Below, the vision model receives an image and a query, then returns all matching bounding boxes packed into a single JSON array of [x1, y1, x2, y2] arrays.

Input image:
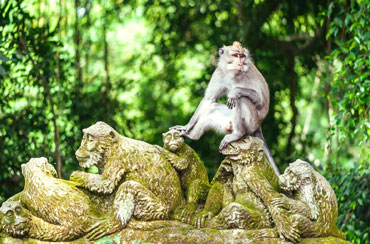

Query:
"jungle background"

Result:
[[0, 0, 369, 243]]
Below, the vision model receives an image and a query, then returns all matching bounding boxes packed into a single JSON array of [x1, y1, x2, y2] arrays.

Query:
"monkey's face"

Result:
[[218, 42, 250, 74], [163, 130, 184, 153], [21, 157, 57, 179], [0, 201, 31, 237]]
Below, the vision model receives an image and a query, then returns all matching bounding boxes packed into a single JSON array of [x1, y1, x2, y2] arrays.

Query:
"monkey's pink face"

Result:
[[228, 51, 247, 73], [219, 47, 250, 74]]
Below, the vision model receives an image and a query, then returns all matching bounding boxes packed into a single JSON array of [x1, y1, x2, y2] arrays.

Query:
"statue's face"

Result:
[[0, 201, 30, 237], [221, 137, 263, 164], [163, 130, 184, 153], [21, 157, 57, 178], [279, 160, 313, 191], [279, 167, 301, 191], [75, 132, 106, 169]]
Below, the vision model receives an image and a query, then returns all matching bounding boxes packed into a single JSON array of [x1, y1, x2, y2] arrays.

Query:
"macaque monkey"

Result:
[[172, 42, 279, 175]]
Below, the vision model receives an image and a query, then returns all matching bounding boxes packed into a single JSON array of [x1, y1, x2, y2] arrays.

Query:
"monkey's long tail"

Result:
[[254, 127, 280, 176]]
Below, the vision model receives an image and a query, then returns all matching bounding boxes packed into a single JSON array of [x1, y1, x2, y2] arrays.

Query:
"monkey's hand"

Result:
[[227, 97, 237, 109]]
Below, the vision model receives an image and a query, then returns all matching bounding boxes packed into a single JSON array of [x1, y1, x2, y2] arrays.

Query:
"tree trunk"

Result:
[[74, 0, 82, 88]]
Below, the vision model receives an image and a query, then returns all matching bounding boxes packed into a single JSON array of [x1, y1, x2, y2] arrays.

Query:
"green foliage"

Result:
[[0, 0, 369, 243], [325, 0, 370, 166], [325, 165, 370, 244]]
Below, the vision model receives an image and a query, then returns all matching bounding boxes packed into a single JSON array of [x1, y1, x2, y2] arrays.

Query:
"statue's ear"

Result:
[[109, 130, 118, 142]]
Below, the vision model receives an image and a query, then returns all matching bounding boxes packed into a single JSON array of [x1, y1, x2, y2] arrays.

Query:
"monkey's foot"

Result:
[[170, 125, 187, 132], [219, 139, 230, 151]]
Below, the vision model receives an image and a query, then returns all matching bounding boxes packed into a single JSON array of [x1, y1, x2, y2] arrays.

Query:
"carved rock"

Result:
[[162, 129, 210, 224], [0, 123, 350, 244]]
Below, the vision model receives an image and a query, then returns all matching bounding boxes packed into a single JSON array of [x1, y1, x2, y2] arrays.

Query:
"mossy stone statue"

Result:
[[0, 122, 351, 244]]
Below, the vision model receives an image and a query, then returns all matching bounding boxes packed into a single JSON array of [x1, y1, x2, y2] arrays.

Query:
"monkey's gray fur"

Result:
[[171, 42, 279, 175]]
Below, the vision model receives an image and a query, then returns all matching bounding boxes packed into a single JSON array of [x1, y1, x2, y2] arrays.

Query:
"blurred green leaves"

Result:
[[0, 0, 369, 243]]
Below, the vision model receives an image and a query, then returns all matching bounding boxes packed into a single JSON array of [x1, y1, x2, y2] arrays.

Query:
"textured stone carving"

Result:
[[0, 200, 30, 237], [0, 122, 349, 244], [193, 136, 278, 232], [162, 129, 210, 224], [271, 159, 346, 240], [69, 122, 184, 229], [0, 157, 119, 241]]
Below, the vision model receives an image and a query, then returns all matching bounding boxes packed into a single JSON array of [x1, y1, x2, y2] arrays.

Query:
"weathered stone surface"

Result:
[[0, 225, 351, 244], [0, 123, 349, 244]]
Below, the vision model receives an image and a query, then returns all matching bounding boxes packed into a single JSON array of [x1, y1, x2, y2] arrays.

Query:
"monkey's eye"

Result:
[[232, 54, 238, 57], [6, 210, 13, 218], [239, 54, 246, 58]]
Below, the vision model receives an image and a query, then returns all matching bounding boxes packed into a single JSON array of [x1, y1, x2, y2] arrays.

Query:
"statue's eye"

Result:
[[232, 54, 238, 57], [15, 207, 21, 213], [6, 210, 13, 217]]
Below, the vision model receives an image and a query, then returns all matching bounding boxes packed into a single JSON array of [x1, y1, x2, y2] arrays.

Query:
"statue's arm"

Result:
[[70, 163, 125, 194], [28, 214, 75, 241], [271, 195, 313, 219], [164, 151, 189, 171], [243, 169, 300, 243]]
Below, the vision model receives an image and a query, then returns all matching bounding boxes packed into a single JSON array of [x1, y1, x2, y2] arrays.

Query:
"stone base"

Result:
[[0, 224, 351, 244]]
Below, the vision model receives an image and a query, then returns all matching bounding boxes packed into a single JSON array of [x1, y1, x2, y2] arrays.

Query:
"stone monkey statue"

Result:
[[162, 129, 210, 224], [171, 41, 279, 175], [270, 160, 346, 242]]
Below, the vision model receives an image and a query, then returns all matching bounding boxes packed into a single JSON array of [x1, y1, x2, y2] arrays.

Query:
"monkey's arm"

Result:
[[227, 87, 262, 109]]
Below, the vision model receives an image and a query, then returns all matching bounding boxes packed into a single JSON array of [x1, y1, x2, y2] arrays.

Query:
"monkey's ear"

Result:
[[243, 48, 250, 57], [218, 47, 225, 56]]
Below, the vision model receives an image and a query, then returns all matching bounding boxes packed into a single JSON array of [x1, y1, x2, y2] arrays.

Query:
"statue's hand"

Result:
[[193, 210, 213, 229], [69, 171, 87, 187], [274, 211, 300, 243], [174, 203, 197, 224], [271, 194, 290, 209]]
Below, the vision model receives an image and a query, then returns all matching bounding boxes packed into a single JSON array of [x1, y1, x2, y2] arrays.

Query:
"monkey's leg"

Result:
[[220, 99, 259, 150], [185, 103, 231, 140], [114, 180, 170, 225], [175, 179, 210, 224]]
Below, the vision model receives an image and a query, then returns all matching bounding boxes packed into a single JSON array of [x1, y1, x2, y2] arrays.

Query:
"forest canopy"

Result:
[[0, 0, 369, 243]]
